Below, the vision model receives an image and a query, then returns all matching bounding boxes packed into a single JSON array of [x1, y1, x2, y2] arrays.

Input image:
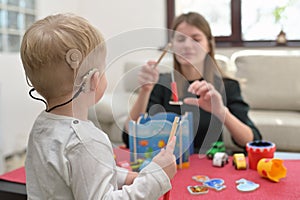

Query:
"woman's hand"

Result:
[[184, 80, 227, 120], [138, 60, 159, 92]]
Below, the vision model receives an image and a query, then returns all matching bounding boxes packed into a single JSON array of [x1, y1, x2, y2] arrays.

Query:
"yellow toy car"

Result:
[[232, 153, 247, 170]]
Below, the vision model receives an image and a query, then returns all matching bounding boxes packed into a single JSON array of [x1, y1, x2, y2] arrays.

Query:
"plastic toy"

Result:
[[212, 152, 229, 167], [130, 159, 144, 172], [206, 141, 226, 159], [168, 71, 183, 106], [257, 158, 287, 182], [192, 175, 210, 182], [203, 178, 226, 191], [246, 140, 276, 170], [236, 178, 259, 192], [232, 153, 247, 170], [187, 185, 209, 195], [129, 112, 193, 170]]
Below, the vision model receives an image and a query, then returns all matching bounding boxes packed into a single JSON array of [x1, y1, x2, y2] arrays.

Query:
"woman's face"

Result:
[[172, 22, 210, 67]]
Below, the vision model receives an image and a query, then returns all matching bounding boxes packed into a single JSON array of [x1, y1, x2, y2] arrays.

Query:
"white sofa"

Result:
[[90, 50, 300, 152], [223, 50, 300, 152]]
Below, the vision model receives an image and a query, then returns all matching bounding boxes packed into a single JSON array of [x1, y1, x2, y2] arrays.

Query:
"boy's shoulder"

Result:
[[33, 111, 110, 146]]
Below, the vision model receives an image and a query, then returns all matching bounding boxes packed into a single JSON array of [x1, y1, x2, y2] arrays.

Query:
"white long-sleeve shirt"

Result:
[[26, 111, 171, 199]]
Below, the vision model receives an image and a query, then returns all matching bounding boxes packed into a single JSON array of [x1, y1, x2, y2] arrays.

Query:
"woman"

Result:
[[122, 12, 261, 153]]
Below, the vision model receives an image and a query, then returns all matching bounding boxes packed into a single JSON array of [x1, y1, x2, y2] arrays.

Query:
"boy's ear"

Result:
[[90, 71, 100, 92], [66, 49, 82, 69], [82, 68, 98, 93]]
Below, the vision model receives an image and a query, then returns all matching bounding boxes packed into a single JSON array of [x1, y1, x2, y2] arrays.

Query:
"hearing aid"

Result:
[[66, 49, 83, 69]]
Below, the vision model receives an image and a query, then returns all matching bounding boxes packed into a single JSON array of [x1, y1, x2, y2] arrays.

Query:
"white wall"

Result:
[[0, 54, 43, 157], [0, 0, 82, 158], [77, 0, 167, 92], [37, 0, 167, 92]]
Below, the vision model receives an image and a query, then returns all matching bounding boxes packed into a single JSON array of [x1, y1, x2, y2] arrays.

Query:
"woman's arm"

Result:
[[123, 61, 159, 133], [221, 79, 262, 146], [123, 88, 153, 132], [217, 107, 254, 146], [184, 79, 261, 147]]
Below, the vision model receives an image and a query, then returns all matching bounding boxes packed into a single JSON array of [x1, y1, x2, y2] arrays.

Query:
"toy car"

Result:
[[212, 152, 229, 167], [206, 141, 226, 159], [232, 153, 247, 170]]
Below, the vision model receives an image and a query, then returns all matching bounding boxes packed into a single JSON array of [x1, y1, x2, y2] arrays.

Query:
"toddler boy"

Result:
[[21, 13, 176, 199]]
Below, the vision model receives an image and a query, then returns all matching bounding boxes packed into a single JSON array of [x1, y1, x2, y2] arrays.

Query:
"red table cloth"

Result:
[[0, 167, 25, 184], [1, 149, 299, 199], [160, 154, 300, 200]]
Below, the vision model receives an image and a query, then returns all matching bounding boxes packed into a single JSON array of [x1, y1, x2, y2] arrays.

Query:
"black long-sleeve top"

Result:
[[123, 73, 262, 153]]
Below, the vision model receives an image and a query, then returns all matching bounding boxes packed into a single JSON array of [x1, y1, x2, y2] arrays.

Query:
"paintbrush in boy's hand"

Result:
[[168, 116, 180, 144]]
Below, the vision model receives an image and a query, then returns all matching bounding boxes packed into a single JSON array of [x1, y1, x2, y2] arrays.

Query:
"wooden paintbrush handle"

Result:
[[168, 116, 180, 143]]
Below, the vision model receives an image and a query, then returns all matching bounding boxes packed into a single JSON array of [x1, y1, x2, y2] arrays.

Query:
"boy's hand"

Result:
[[152, 136, 177, 180], [124, 171, 138, 185]]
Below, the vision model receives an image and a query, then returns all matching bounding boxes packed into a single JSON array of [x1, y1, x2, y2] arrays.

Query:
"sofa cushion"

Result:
[[249, 110, 300, 151], [223, 110, 300, 152], [232, 50, 300, 111]]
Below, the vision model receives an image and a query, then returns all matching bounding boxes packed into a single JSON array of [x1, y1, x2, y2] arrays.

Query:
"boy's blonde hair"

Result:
[[20, 13, 106, 100]]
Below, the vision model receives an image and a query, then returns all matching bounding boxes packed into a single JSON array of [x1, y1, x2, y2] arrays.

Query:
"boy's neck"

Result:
[[49, 105, 89, 121], [47, 95, 89, 121]]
